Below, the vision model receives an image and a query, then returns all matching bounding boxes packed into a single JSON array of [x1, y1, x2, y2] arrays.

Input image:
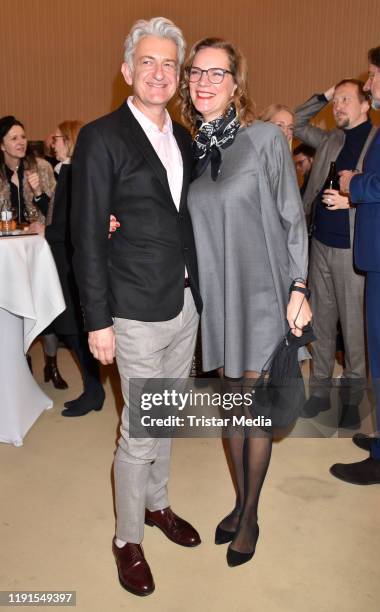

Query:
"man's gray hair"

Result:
[[124, 17, 186, 69]]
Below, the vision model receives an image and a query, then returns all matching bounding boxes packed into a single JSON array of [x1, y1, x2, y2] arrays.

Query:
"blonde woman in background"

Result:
[[259, 103, 295, 147]]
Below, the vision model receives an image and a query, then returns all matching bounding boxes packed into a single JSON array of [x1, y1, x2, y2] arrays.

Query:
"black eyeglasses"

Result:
[[187, 67, 234, 84]]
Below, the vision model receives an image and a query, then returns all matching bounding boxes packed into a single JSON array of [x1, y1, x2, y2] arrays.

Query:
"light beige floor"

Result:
[[1, 343, 379, 612]]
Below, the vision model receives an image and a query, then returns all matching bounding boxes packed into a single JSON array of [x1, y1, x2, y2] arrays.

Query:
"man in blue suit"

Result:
[[330, 46, 380, 484]]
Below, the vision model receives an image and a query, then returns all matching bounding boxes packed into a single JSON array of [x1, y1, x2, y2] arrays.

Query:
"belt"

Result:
[[184, 277, 190, 288]]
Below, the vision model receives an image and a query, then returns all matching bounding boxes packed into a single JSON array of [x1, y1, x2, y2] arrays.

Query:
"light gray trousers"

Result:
[[113, 288, 199, 543], [308, 238, 366, 405]]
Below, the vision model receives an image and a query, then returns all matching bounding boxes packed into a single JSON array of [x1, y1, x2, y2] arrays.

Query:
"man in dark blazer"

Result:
[[331, 46, 380, 485], [71, 17, 202, 596]]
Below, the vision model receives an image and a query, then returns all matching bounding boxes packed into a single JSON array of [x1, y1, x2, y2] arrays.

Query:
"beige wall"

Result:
[[1, 0, 380, 139]]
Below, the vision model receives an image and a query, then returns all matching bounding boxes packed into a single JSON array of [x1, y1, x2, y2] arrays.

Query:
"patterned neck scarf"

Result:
[[192, 104, 240, 181]]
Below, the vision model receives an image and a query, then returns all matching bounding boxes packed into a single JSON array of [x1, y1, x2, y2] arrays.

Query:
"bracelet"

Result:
[[289, 284, 311, 299]]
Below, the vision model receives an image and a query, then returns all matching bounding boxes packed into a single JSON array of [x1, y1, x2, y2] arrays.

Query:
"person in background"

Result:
[[332, 46, 380, 484], [294, 80, 372, 428], [293, 141, 344, 368], [180, 37, 311, 567], [293, 142, 315, 196], [259, 103, 295, 146], [0, 116, 53, 224], [43, 132, 58, 168], [32, 121, 105, 417], [0, 115, 68, 389]]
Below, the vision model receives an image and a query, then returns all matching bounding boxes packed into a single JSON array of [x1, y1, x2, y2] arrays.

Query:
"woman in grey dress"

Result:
[[179, 38, 312, 566]]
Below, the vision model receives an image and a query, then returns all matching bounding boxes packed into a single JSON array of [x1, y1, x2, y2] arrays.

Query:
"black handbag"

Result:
[[248, 325, 316, 431]]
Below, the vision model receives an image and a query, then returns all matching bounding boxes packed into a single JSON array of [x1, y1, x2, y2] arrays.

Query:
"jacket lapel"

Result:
[[119, 102, 172, 200], [173, 124, 192, 211]]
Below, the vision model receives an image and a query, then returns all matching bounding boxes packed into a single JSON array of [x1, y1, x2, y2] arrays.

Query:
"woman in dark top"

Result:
[[0, 114, 67, 389], [44, 120, 105, 416]]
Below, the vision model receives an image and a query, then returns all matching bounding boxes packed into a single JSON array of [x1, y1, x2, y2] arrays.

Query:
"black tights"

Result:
[[220, 378, 273, 554]]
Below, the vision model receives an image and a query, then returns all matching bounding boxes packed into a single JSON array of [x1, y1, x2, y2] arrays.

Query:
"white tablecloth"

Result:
[[0, 234, 65, 446]]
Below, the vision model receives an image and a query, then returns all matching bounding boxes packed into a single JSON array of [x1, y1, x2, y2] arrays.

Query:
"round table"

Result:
[[0, 234, 65, 446]]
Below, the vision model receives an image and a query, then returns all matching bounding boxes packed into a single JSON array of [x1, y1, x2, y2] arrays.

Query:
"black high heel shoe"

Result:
[[44, 355, 68, 389], [215, 525, 235, 545], [226, 524, 259, 567], [214, 507, 241, 545]]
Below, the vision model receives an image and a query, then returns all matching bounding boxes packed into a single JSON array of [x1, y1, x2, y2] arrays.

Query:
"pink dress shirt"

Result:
[[127, 97, 183, 210]]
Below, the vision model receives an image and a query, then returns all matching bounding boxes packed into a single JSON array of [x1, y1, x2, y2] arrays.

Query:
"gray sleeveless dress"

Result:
[[188, 121, 308, 378]]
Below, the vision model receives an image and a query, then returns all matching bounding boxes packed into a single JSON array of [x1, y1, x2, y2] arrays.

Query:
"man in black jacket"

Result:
[[71, 17, 202, 597]]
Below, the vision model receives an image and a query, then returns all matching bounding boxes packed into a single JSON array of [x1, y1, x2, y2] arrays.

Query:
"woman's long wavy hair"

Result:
[[179, 38, 256, 136]]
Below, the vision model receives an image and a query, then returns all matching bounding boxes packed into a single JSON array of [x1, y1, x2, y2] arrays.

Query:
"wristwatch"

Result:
[[289, 281, 311, 299]]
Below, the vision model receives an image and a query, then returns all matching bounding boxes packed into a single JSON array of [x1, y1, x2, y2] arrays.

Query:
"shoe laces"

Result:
[[127, 544, 144, 566], [165, 509, 182, 533]]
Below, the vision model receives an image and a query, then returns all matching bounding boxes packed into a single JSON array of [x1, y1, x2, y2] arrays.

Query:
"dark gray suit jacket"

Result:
[[294, 94, 345, 220]]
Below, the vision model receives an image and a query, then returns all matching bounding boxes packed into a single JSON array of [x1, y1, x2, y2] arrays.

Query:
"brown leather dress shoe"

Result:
[[145, 507, 201, 547], [112, 539, 155, 597]]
